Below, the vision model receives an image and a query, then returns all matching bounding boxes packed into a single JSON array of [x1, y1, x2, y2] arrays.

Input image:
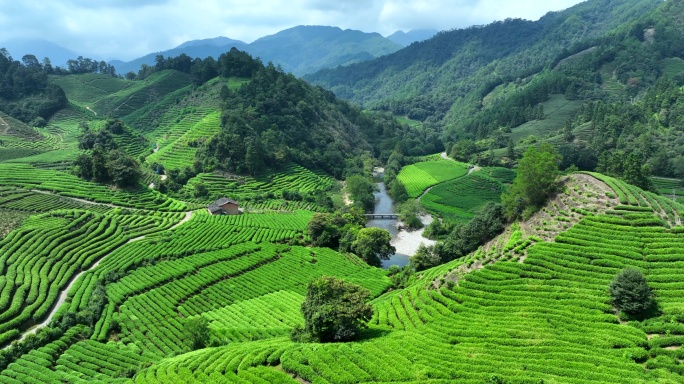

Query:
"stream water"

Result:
[[366, 180, 412, 269]]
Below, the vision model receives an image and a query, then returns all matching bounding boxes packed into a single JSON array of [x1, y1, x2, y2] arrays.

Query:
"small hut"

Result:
[[208, 197, 240, 215]]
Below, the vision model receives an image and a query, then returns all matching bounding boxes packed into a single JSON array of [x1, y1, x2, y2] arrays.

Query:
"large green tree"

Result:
[[184, 317, 210, 350], [296, 276, 373, 342], [346, 175, 376, 213], [502, 143, 561, 220], [352, 227, 395, 267], [610, 268, 654, 316]]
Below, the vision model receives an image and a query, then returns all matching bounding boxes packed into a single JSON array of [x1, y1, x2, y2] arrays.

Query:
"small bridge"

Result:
[[365, 214, 398, 220]]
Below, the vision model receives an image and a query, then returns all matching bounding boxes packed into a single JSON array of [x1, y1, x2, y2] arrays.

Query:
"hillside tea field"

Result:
[[421, 171, 507, 223], [4, 35, 684, 381], [396, 159, 468, 198], [2, 119, 684, 384]]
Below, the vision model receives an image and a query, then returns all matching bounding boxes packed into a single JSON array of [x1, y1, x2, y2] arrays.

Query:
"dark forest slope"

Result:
[[305, 0, 661, 122]]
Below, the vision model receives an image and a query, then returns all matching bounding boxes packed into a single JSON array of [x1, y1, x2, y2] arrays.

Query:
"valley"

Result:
[[1, 0, 684, 382]]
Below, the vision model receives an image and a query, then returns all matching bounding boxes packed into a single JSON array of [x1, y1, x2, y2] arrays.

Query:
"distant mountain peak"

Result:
[[0, 38, 80, 67], [110, 25, 401, 77], [175, 37, 246, 49], [387, 29, 439, 46]]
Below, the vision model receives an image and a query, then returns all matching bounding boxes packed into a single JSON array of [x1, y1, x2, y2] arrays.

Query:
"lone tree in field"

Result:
[[184, 317, 210, 350], [294, 276, 373, 342], [610, 268, 654, 316]]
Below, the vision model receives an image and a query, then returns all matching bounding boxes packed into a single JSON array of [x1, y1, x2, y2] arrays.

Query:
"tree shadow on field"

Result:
[[357, 327, 392, 341], [618, 300, 662, 322]]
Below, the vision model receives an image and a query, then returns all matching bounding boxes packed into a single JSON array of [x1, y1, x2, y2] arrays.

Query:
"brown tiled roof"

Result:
[[214, 197, 237, 206]]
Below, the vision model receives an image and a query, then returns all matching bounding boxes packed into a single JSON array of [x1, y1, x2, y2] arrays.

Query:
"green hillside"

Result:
[[4, 0, 684, 382], [0, 171, 681, 383], [396, 159, 468, 198], [306, 0, 660, 120]]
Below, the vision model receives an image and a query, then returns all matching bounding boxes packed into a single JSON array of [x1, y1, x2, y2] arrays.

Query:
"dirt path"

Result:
[[170, 211, 193, 230], [440, 152, 450, 160], [468, 166, 482, 174], [417, 185, 435, 202], [153, 143, 159, 153], [85, 106, 97, 116], [12, 211, 194, 344], [31, 189, 121, 209]]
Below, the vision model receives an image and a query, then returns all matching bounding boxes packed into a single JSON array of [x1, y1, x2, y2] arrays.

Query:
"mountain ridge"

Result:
[[109, 25, 403, 76]]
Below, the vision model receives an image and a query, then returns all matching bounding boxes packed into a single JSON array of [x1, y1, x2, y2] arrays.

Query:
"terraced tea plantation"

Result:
[[5, 63, 684, 383], [421, 171, 507, 223], [177, 163, 335, 206], [396, 159, 469, 198], [0, 163, 187, 211]]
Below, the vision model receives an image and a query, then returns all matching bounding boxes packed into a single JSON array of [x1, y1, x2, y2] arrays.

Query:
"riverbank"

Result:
[[367, 166, 437, 268], [391, 214, 436, 257]]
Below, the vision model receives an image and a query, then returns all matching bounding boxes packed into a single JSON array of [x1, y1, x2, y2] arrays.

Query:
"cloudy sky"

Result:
[[1, 0, 584, 61]]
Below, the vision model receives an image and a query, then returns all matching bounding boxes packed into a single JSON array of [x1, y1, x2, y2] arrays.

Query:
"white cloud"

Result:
[[0, 0, 584, 61]]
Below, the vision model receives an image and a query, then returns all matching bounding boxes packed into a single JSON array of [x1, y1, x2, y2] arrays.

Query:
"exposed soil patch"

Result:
[[644, 28, 656, 44], [435, 174, 619, 288], [468, 166, 482, 174], [522, 174, 618, 242]]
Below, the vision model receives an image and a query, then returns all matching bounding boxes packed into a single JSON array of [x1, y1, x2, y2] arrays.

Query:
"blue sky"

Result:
[[0, 0, 584, 61]]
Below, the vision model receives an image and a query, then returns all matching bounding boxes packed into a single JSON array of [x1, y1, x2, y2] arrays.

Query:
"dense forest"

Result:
[[194, 49, 441, 178], [306, 0, 684, 184], [305, 0, 661, 120], [0, 50, 67, 123]]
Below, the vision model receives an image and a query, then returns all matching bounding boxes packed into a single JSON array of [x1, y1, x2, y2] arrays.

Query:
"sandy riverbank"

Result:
[[391, 214, 436, 256]]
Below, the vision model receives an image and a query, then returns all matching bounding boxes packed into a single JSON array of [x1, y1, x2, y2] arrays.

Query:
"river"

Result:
[[367, 173, 436, 269]]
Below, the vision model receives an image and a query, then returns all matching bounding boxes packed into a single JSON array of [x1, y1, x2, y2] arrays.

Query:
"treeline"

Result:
[[194, 49, 439, 179], [74, 120, 142, 189], [130, 48, 260, 85], [0, 49, 67, 123]]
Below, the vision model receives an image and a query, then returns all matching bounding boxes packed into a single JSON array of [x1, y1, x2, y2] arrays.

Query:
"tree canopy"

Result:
[[294, 276, 373, 342], [352, 227, 395, 267], [502, 143, 561, 220], [610, 268, 654, 316]]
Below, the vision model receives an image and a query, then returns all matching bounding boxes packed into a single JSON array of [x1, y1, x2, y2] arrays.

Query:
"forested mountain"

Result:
[[111, 26, 402, 76], [305, 0, 684, 187], [176, 37, 246, 49], [194, 49, 432, 178], [305, 0, 661, 120]]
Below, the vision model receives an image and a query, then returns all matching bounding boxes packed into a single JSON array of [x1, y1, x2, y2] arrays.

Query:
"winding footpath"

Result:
[[13, 211, 194, 344], [30, 189, 121, 209]]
